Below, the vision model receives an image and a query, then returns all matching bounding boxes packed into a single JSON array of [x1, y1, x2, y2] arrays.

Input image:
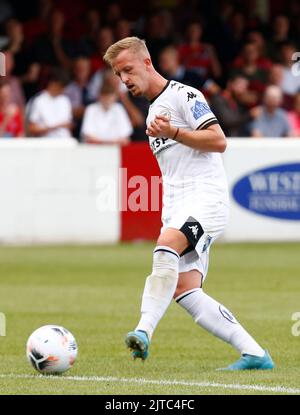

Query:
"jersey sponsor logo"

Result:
[[232, 163, 300, 220], [190, 100, 211, 120], [187, 91, 197, 102], [150, 137, 169, 153]]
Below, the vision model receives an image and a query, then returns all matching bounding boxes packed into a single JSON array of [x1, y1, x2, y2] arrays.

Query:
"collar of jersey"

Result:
[[149, 80, 171, 104]]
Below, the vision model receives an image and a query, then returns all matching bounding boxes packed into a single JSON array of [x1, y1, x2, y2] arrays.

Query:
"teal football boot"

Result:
[[218, 350, 274, 371], [125, 330, 149, 361]]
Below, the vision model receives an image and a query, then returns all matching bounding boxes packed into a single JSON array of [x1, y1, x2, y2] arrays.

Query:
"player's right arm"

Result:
[[172, 122, 226, 152], [148, 116, 226, 153], [147, 86, 226, 153]]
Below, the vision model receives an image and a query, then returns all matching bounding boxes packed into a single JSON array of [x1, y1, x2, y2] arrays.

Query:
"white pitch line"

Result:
[[0, 374, 300, 394]]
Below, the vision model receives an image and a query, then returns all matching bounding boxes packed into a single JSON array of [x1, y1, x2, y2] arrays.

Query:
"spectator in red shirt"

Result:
[[178, 21, 222, 80], [0, 79, 24, 138], [244, 31, 273, 70], [231, 41, 268, 97]]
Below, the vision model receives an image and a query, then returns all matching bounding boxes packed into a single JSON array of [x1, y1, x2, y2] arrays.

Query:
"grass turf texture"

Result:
[[0, 242, 299, 395]]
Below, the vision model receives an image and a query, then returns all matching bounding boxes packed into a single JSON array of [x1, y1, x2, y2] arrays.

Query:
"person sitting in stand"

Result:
[[81, 82, 132, 145]]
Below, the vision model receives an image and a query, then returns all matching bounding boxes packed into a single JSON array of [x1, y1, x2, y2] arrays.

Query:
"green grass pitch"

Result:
[[0, 242, 299, 395]]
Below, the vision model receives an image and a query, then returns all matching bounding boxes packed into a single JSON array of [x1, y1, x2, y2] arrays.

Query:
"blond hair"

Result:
[[103, 36, 149, 66]]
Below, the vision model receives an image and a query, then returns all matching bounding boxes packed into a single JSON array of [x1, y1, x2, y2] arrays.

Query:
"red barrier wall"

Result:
[[121, 142, 162, 241]]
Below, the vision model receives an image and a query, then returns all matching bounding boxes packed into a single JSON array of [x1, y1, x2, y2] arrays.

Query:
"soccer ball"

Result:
[[26, 325, 78, 374]]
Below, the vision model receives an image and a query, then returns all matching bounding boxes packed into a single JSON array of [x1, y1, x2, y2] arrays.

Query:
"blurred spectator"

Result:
[[209, 6, 246, 66], [89, 27, 114, 74], [23, 0, 54, 46], [266, 15, 292, 61], [3, 50, 25, 109], [231, 41, 268, 97], [77, 8, 101, 57], [158, 46, 207, 90], [279, 42, 300, 97], [245, 31, 273, 70], [27, 68, 73, 138], [4, 18, 41, 101], [31, 8, 75, 74], [268, 63, 294, 110], [249, 86, 290, 137], [103, 70, 146, 140], [105, 2, 122, 27], [0, 79, 24, 138], [115, 19, 132, 41], [178, 21, 222, 80], [210, 75, 256, 137], [145, 11, 176, 69], [0, 0, 13, 24], [64, 56, 92, 140], [268, 63, 284, 87], [4, 18, 26, 69], [288, 93, 300, 137], [81, 82, 132, 145]]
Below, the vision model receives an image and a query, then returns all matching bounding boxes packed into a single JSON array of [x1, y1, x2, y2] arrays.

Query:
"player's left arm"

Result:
[[147, 116, 226, 153]]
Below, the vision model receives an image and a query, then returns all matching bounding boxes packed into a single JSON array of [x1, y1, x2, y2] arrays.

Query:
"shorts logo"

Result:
[[180, 217, 204, 249], [188, 225, 199, 239], [190, 100, 211, 120], [219, 305, 238, 324]]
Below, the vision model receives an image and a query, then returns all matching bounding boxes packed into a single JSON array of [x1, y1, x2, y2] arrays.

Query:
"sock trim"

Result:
[[154, 247, 180, 259], [175, 288, 200, 303]]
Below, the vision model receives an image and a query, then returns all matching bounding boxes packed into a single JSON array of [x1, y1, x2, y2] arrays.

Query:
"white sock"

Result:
[[176, 288, 265, 357], [135, 246, 180, 340]]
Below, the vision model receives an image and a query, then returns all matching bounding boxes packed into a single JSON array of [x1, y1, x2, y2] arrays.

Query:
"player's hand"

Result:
[[146, 115, 177, 139]]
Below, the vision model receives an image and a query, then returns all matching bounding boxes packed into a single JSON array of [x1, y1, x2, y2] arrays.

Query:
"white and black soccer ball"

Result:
[[26, 325, 78, 374]]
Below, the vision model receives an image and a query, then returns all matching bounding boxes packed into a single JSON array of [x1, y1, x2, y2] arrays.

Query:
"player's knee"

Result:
[[174, 271, 203, 299], [157, 229, 189, 255]]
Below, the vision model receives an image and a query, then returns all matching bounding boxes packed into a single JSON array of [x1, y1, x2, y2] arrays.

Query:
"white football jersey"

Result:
[[147, 80, 229, 214]]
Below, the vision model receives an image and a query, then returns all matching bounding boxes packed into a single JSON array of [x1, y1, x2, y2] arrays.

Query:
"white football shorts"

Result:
[[160, 200, 229, 280]]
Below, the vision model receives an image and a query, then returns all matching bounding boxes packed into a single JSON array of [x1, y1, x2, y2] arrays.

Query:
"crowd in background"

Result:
[[0, 0, 300, 142]]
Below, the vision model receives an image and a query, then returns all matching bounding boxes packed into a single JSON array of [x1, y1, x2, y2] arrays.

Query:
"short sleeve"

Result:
[[179, 86, 218, 130]]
